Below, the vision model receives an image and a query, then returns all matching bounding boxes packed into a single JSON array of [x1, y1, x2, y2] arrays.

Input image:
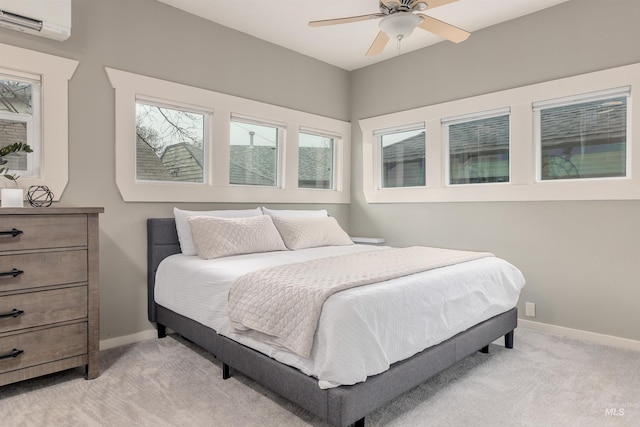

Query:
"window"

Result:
[[535, 87, 629, 181], [229, 117, 282, 187], [107, 67, 350, 203], [0, 71, 41, 178], [135, 99, 208, 183], [0, 44, 77, 201], [360, 62, 640, 202], [444, 109, 510, 185], [377, 126, 425, 188], [298, 131, 335, 189]]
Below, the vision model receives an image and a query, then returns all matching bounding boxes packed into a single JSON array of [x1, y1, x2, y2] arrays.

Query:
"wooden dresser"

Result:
[[0, 207, 103, 386]]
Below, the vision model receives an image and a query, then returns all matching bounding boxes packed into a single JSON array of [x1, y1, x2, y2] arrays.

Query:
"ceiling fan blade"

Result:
[[309, 13, 384, 27], [366, 31, 390, 57], [416, 13, 470, 43]]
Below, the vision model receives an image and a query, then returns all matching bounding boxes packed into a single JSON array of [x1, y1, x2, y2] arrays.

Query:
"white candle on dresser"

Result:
[[1, 188, 24, 207]]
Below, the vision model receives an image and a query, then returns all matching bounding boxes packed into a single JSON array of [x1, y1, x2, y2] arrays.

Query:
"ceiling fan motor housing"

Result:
[[381, 1, 429, 14]]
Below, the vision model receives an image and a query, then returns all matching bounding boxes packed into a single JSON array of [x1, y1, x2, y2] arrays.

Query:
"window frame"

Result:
[[0, 43, 78, 199], [360, 62, 640, 203], [533, 87, 631, 184], [107, 67, 350, 203], [0, 71, 42, 178], [229, 114, 284, 188], [298, 127, 338, 190], [135, 96, 211, 185], [443, 108, 511, 187], [375, 123, 426, 189]]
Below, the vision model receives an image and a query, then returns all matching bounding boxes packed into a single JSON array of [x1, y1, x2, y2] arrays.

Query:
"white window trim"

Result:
[[359, 62, 640, 203], [106, 68, 350, 203], [0, 43, 78, 199]]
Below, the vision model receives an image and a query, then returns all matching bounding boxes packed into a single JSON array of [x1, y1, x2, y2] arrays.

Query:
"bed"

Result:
[[147, 215, 524, 426]]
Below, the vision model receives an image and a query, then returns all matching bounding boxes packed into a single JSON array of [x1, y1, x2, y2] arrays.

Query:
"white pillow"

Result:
[[174, 207, 262, 256], [271, 216, 353, 250], [188, 215, 287, 260], [261, 207, 328, 218]]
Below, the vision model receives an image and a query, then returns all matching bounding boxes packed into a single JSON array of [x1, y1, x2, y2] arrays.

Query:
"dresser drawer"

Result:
[[0, 250, 87, 293], [0, 286, 87, 334], [0, 215, 87, 252], [0, 322, 87, 375]]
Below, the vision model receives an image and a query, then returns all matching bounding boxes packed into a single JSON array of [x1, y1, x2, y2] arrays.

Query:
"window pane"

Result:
[[380, 128, 425, 188], [0, 79, 32, 114], [230, 120, 279, 186], [449, 114, 509, 185], [0, 76, 38, 178], [539, 96, 627, 180], [299, 132, 334, 189], [136, 102, 205, 183], [0, 119, 28, 171]]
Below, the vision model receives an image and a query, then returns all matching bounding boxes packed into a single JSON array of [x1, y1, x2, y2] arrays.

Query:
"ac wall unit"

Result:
[[0, 0, 71, 41]]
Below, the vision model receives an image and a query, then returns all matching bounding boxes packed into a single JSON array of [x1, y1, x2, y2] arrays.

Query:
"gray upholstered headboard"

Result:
[[147, 218, 181, 322]]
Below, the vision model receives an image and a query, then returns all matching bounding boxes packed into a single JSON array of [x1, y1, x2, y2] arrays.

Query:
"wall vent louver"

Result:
[[0, 0, 71, 41]]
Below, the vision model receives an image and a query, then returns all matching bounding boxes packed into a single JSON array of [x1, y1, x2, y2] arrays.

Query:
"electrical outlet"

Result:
[[525, 302, 536, 317]]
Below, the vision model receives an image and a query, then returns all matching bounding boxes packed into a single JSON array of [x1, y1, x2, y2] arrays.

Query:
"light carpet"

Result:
[[0, 327, 638, 426]]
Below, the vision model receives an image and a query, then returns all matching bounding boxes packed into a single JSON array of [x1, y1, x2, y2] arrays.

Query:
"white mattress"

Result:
[[154, 245, 525, 389]]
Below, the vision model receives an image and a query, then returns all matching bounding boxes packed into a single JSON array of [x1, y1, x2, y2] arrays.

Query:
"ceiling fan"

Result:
[[309, 0, 470, 57]]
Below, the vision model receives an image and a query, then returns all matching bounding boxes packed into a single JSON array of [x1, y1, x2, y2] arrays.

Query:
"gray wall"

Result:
[[0, 0, 350, 341], [2, 0, 638, 344], [350, 0, 640, 341]]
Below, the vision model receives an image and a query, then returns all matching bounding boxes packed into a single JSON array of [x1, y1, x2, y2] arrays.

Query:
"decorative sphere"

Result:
[[26, 185, 54, 207]]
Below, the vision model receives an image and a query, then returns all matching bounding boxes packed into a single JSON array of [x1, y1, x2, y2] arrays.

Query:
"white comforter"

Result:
[[154, 245, 525, 389]]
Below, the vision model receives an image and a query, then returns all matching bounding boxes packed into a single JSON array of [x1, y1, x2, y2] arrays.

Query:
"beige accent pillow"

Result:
[[188, 215, 287, 259], [271, 216, 353, 250], [174, 207, 263, 256]]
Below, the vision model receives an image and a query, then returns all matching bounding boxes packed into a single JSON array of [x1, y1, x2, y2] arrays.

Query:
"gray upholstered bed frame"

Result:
[[147, 218, 517, 427]]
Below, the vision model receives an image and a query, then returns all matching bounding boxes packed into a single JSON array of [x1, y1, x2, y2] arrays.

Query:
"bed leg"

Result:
[[157, 324, 166, 338], [353, 417, 365, 427], [222, 363, 230, 380], [505, 330, 514, 349], [480, 345, 489, 354]]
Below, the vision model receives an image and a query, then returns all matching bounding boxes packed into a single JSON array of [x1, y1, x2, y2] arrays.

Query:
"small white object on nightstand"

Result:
[[350, 236, 386, 245]]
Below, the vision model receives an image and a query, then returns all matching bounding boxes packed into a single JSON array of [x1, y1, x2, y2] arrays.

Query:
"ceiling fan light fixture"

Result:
[[379, 12, 422, 39]]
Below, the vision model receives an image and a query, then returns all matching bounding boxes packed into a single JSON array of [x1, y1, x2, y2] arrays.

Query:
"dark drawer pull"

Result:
[[0, 348, 24, 360], [0, 308, 24, 319], [0, 228, 23, 238], [0, 268, 24, 278]]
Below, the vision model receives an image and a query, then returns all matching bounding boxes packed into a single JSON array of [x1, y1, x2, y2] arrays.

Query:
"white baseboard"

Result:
[[99, 329, 158, 351], [99, 320, 640, 353], [519, 319, 640, 352]]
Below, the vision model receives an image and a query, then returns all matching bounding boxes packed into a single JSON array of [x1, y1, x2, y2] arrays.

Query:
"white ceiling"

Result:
[[156, 0, 570, 71]]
